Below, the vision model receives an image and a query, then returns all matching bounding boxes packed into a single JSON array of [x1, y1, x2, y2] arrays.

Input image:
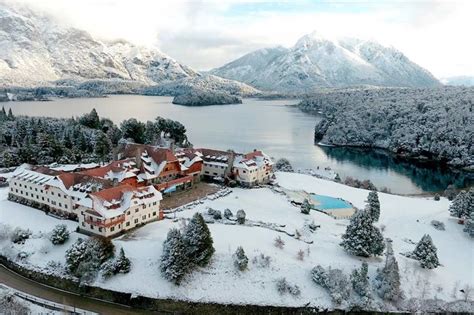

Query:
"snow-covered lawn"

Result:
[[0, 172, 472, 309]]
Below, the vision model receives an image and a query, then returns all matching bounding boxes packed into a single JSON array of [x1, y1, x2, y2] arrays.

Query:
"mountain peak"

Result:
[[211, 31, 441, 92]]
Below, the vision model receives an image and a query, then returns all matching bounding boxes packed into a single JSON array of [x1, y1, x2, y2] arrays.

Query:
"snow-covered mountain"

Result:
[[211, 31, 441, 92], [0, 2, 258, 95]]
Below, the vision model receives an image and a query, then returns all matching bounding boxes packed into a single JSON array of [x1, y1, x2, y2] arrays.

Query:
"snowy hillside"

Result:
[[0, 172, 472, 312], [211, 31, 441, 92], [0, 3, 258, 96]]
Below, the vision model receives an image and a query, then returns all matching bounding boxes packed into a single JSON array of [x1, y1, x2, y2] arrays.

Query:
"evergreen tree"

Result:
[[340, 210, 385, 257], [301, 199, 311, 214], [115, 248, 131, 273], [463, 212, 474, 238], [449, 188, 474, 221], [94, 131, 111, 163], [375, 241, 402, 301], [160, 228, 188, 285], [79, 108, 100, 129], [233, 246, 248, 271], [120, 118, 146, 143], [50, 224, 70, 245], [366, 191, 380, 222], [411, 234, 440, 269], [7, 108, 14, 120], [351, 262, 370, 298], [183, 213, 215, 267], [0, 107, 6, 121]]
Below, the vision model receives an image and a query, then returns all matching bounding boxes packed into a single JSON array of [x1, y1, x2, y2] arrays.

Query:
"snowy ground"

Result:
[[0, 172, 472, 310]]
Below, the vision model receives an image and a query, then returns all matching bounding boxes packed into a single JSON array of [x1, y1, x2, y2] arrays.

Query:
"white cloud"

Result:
[[6, 0, 474, 77]]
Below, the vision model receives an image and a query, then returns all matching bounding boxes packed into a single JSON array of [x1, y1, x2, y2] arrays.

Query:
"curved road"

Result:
[[0, 265, 156, 314]]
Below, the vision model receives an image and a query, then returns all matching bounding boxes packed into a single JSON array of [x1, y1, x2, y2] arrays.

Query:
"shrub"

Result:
[[296, 249, 305, 261], [433, 193, 440, 201], [213, 210, 222, 220], [50, 224, 70, 245], [224, 208, 233, 219], [102, 248, 131, 278], [311, 265, 351, 305], [11, 228, 31, 244], [276, 277, 301, 296], [252, 253, 271, 268], [236, 209, 246, 224], [233, 246, 248, 271], [275, 158, 293, 172], [300, 199, 311, 215], [274, 236, 285, 249]]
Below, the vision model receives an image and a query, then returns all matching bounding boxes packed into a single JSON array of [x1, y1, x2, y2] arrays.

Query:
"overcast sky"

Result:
[[9, 0, 474, 78]]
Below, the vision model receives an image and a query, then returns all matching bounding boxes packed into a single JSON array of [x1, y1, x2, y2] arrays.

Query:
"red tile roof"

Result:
[[89, 184, 135, 202]]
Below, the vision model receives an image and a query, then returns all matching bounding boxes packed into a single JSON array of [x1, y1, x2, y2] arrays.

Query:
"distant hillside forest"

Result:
[[299, 87, 474, 170], [0, 108, 190, 168]]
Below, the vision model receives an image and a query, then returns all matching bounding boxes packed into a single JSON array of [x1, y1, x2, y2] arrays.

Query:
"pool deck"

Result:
[[281, 188, 355, 219]]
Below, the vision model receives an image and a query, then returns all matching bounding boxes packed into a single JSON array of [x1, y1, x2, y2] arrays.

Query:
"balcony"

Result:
[[85, 216, 125, 228]]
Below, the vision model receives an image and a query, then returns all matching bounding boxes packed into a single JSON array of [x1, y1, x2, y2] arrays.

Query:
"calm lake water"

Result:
[[6, 95, 472, 194]]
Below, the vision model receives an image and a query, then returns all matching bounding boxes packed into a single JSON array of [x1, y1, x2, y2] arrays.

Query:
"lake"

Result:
[[6, 95, 472, 194]]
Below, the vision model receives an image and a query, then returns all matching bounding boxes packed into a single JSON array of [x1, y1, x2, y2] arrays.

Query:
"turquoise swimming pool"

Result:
[[311, 194, 352, 210]]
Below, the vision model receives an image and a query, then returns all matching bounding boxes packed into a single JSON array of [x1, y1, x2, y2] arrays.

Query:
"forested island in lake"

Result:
[[299, 87, 474, 171], [172, 89, 242, 106]]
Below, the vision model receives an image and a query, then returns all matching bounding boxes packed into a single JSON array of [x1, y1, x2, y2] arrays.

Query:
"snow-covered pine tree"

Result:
[[65, 238, 88, 273], [463, 212, 474, 238], [236, 209, 246, 224], [412, 234, 440, 269], [375, 241, 402, 301], [160, 228, 188, 285], [183, 213, 215, 267], [366, 191, 380, 222], [50, 224, 70, 245], [340, 210, 385, 257], [115, 248, 131, 274], [351, 262, 371, 299], [449, 191, 468, 219], [233, 246, 248, 271], [301, 199, 311, 215]]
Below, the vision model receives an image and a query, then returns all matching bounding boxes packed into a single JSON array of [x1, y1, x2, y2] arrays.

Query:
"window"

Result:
[[99, 227, 103, 232], [36, 195, 39, 199], [25, 192, 28, 196], [82, 222, 85, 227], [126, 222, 130, 227], [142, 205, 146, 209], [153, 212, 156, 216], [110, 226, 115, 232], [14, 182, 16, 186], [42, 197, 44, 201], [59, 203, 62, 207], [51, 192, 54, 196], [64, 204, 68, 209], [19, 184, 22, 187], [127, 211, 130, 215], [153, 202, 157, 206], [40, 190, 43, 193], [142, 215, 146, 220], [15, 189, 18, 193], [35, 188, 38, 192], [90, 225, 94, 230], [134, 219, 138, 224], [213, 172, 218, 176]]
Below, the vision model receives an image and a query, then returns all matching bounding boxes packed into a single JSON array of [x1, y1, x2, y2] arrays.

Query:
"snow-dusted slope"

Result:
[[0, 3, 259, 96], [211, 31, 441, 92], [0, 3, 196, 87]]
